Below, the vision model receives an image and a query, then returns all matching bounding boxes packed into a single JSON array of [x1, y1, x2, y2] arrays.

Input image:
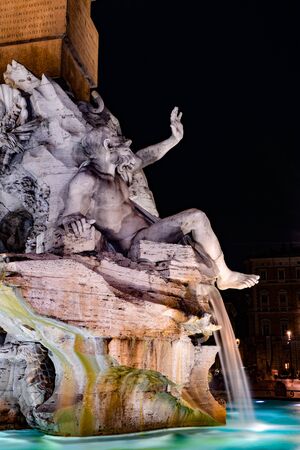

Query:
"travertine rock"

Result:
[[4, 241, 217, 336], [0, 241, 225, 435]]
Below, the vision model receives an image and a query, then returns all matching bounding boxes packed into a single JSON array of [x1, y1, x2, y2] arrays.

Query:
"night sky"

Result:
[[91, 0, 300, 269]]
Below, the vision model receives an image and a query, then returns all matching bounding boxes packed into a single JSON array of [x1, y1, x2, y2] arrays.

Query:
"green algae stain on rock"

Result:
[[98, 366, 219, 434], [0, 282, 220, 436]]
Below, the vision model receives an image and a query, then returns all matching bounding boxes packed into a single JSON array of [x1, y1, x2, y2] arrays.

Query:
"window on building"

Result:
[[278, 292, 288, 311], [278, 269, 285, 281], [259, 291, 270, 311], [261, 319, 271, 336], [280, 319, 289, 336], [260, 270, 267, 281]]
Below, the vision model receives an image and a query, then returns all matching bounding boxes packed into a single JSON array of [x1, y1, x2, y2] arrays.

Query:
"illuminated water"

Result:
[[210, 286, 255, 423], [1, 400, 300, 450]]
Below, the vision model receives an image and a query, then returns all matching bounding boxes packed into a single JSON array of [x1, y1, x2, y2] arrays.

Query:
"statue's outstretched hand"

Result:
[[170, 107, 183, 142]]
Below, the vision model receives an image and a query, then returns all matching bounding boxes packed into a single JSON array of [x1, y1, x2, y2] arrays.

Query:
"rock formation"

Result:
[[0, 240, 225, 435], [0, 62, 233, 436]]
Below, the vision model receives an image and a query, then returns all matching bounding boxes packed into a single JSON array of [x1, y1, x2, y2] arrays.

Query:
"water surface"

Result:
[[1, 400, 300, 450]]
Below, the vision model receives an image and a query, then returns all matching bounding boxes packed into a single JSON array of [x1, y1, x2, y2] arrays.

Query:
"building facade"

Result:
[[245, 256, 300, 378]]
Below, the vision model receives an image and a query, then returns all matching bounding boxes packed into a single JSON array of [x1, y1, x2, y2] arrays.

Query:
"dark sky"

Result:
[[91, 0, 300, 268]]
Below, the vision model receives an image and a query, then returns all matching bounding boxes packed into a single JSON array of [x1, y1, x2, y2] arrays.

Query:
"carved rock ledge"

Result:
[[0, 241, 225, 435]]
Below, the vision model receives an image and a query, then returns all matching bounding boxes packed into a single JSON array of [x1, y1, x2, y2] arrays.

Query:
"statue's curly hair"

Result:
[[81, 127, 113, 155]]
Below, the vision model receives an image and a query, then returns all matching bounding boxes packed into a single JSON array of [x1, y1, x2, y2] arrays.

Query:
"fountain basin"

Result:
[[0, 400, 298, 450]]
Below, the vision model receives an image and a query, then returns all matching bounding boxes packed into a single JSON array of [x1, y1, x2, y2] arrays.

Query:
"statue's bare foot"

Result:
[[216, 271, 260, 290]]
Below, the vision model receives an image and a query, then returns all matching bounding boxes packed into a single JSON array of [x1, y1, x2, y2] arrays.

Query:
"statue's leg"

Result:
[[134, 208, 221, 256], [133, 208, 259, 290]]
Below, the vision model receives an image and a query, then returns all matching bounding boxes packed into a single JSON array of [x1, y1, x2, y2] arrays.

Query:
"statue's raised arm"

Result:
[[134, 107, 183, 171]]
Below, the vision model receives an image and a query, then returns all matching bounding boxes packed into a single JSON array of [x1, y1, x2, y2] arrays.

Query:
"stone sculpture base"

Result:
[[0, 240, 225, 435]]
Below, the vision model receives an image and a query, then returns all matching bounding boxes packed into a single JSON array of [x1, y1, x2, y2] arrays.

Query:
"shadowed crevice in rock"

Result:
[[0, 335, 55, 430]]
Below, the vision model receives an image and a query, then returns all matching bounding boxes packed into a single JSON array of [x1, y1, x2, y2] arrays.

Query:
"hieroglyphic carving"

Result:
[[0, 0, 67, 44], [67, 0, 98, 86]]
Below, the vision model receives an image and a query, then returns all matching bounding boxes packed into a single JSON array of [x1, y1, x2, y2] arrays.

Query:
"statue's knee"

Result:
[[186, 208, 208, 223]]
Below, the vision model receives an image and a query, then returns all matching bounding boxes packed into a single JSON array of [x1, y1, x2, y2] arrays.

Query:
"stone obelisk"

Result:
[[0, 0, 98, 100]]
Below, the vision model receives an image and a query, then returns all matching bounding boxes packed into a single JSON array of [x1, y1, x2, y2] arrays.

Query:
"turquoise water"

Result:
[[1, 401, 300, 450]]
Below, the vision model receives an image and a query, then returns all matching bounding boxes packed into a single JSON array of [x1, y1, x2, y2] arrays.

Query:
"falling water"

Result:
[[208, 285, 255, 424]]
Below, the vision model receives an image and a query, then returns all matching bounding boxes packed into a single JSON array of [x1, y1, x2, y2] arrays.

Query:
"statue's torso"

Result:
[[86, 171, 148, 248]]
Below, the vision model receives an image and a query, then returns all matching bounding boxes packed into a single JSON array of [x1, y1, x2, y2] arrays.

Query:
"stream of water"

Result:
[[209, 286, 255, 423]]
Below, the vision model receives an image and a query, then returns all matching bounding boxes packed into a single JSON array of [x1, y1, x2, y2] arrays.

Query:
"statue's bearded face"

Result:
[[90, 141, 136, 185]]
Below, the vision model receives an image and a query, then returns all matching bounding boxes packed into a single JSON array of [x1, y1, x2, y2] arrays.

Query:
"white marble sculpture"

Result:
[[0, 61, 259, 290], [61, 110, 259, 290]]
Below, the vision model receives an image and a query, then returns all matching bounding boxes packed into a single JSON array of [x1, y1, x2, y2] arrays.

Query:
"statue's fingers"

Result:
[[88, 219, 96, 226], [77, 219, 86, 233], [71, 221, 80, 237], [76, 220, 84, 234], [80, 218, 86, 233], [63, 223, 70, 235], [171, 106, 178, 121], [70, 221, 77, 235], [178, 112, 183, 120]]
